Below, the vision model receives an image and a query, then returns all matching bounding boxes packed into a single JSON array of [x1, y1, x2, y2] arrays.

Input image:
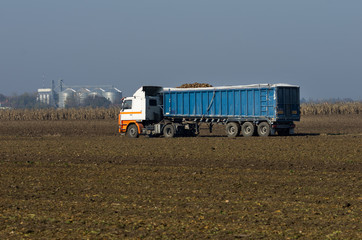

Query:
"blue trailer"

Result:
[[119, 84, 300, 137]]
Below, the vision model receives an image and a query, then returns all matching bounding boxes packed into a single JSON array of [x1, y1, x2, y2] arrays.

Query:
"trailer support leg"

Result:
[[208, 123, 213, 133]]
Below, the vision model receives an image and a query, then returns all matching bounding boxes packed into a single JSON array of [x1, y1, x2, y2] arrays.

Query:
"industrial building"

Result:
[[37, 88, 55, 106], [37, 80, 122, 108]]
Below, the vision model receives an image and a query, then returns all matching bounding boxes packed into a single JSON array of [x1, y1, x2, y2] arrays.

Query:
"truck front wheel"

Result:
[[257, 122, 270, 137], [127, 124, 139, 138], [163, 124, 175, 138]]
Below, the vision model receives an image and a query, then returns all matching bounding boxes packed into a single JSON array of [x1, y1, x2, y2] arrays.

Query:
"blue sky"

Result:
[[1, 0, 361, 99]]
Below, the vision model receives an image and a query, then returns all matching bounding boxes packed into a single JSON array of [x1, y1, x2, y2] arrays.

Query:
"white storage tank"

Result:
[[58, 88, 76, 108], [77, 88, 90, 105], [102, 88, 122, 104], [89, 88, 105, 99]]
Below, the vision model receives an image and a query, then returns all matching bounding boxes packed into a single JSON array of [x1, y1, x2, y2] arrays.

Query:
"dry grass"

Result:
[[300, 102, 361, 115], [0, 102, 360, 121], [0, 107, 120, 121]]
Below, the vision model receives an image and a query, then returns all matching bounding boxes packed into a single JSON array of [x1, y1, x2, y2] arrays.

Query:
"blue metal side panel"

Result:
[[268, 89, 276, 117], [254, 89, 260, 116], [247, 90, 253, 116], [164, 92, 169, 114], [189, 92, 195, 115], [202, 91, 208, 115], [195, 91, 201, 115], [227, 91, 233, 115], [221, 91, 227, 115], [208, 91, 215, 115], [183, 92, 189, 115], [260, 89, 267, 116], [177, 92, 182, 114], [215, 91, 220, 115], [173, 92, 176, 114], [241, 90, 247, 116], [164, 92, 174, 115], [234, 90, 241, 116], [163, 86, 297, 121]]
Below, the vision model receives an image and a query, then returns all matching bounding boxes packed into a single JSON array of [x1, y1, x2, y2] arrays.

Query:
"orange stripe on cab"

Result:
[[119, 111, 142, 115]]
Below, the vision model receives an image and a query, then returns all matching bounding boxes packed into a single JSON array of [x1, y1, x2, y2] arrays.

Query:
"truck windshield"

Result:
[[122, 100, 132, 110]]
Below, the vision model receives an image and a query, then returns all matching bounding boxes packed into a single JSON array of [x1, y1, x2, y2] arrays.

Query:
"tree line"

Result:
[[1, 92, 360, 109], [0, 92, 115, 109]]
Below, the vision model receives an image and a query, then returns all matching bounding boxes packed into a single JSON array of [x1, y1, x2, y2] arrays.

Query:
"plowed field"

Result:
[[0, 115, 361, 239]]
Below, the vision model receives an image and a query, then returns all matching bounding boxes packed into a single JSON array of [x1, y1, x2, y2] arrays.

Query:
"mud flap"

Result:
[[289, 128, 295, 135], [270, 128, 276, 136]]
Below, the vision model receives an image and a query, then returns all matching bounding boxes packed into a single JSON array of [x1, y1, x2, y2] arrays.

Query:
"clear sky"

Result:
[[1, 0, 361, 99]]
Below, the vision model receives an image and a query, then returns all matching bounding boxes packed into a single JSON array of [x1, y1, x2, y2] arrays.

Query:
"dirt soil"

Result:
[[0, 115, 361, 239]]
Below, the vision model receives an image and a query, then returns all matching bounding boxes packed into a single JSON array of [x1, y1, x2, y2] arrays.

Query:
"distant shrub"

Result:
[[82, 96, 111, 108]]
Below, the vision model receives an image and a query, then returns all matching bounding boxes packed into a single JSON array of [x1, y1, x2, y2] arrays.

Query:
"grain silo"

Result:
[[102, 88, 122, 104], [77, 88, 91, 105], [89, 88, 105, 98], [58, 88, 76, 108]]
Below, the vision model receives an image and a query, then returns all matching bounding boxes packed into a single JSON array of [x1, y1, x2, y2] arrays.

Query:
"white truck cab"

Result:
[[119, 86, 163, 136]]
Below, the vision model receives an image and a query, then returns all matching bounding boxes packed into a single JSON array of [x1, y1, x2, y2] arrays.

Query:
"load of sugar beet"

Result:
[[177, 82, 213, 88]]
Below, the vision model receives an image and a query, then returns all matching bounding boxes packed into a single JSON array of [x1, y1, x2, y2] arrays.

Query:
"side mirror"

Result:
[[120, 97, 125, 110]]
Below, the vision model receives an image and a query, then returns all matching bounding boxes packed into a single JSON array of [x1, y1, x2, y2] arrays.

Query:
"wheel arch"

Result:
[[126, 121, 144, 134]]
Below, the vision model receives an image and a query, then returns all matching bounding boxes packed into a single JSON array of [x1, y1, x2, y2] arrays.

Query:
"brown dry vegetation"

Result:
[[0, 102, 361, 121], [0, 107, 120, 121], [0, 115, 361, 239], [177, 82, 213, 88], [300, 102, 361, 115]]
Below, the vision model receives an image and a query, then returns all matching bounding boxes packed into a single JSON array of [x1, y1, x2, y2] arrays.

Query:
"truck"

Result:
[[118, 84, 300, 138]]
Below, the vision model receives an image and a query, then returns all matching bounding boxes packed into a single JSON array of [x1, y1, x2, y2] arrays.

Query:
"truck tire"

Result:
[[163, 124, 175, 138], [241, 122, 254, 137], [226, 122, 240, 137], [257, 122, 270, 137], [127, 124, 139, 138]]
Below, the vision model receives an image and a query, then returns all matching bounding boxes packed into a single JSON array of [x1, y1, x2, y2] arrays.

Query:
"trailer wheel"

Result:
[[226, 122, 240, 137], [241, 122, 254, 137], [257, 122, 270, 137], [127, 124, 139, 138], [163, 124, 175, 138]]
